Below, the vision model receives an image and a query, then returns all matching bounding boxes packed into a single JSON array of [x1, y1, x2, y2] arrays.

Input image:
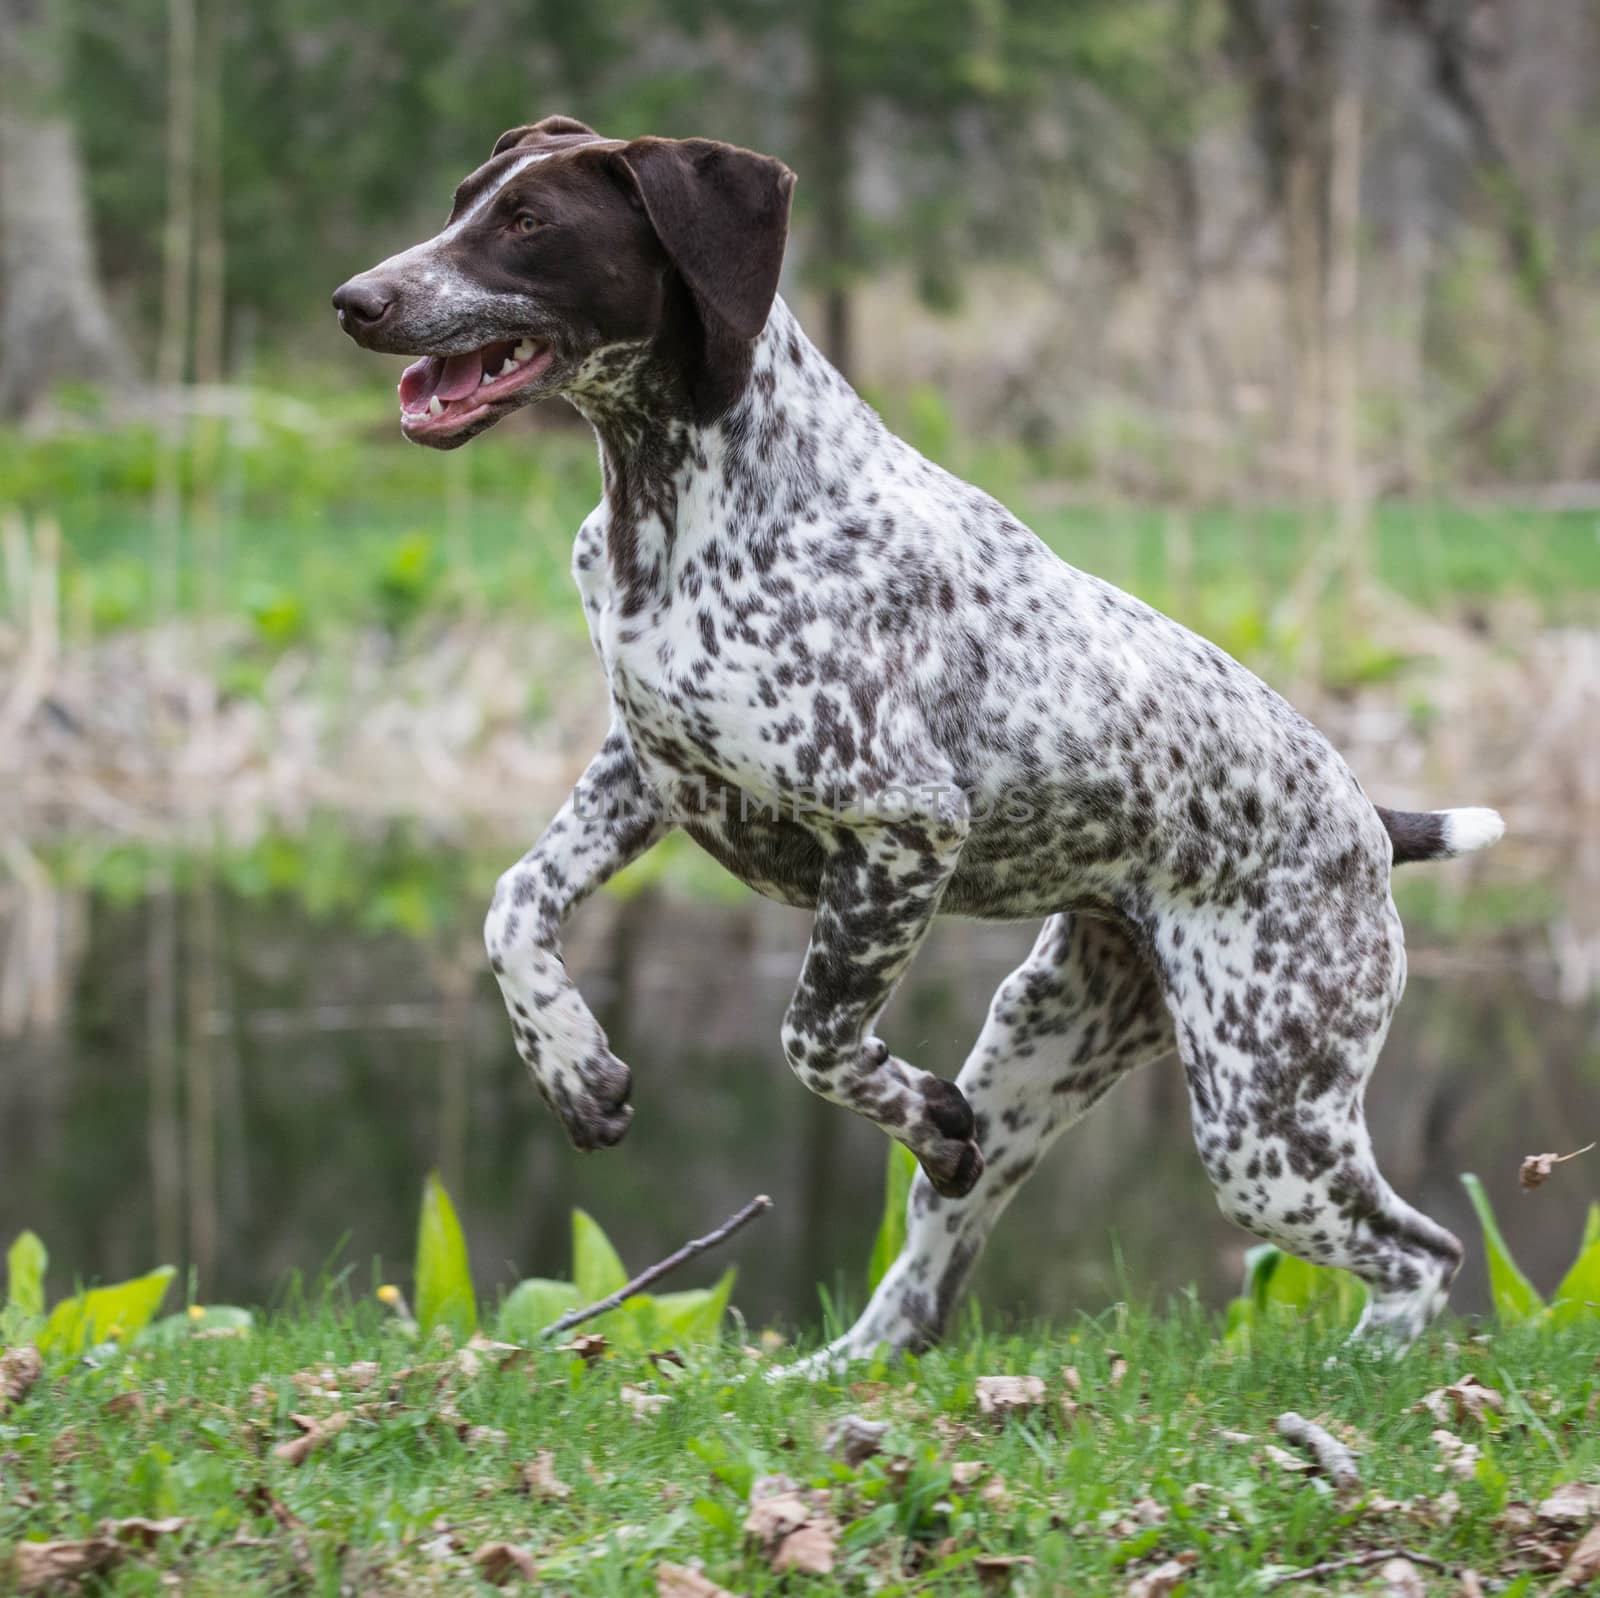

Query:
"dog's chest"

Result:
[[575, 498, 791, 797]]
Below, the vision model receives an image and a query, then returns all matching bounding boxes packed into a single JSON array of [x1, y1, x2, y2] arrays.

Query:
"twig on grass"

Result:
[[1274, 1411, 1361, 1493], [538, 1194, 773, 1340], [1264, 1549, 1455, 1589]]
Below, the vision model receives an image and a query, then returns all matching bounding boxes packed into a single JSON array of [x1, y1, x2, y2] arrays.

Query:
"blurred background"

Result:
[[1, 0, 1597, 1332]]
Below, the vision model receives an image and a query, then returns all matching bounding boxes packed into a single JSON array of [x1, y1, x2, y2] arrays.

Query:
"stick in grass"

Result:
[[1264, 1549, 1454, 1590], [1275, 1411, 1361, 1493], [539, 1194, 773, 1341]]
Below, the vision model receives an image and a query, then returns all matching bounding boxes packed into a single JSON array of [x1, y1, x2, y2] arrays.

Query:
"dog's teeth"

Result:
[[479, 370, 494, 386], [498, 359, 518, 377], [513, 340, 534, 361], [427, 396, 444, 415]]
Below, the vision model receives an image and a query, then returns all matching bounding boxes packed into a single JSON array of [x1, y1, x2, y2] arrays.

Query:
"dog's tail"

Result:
[[1376, 805, 1505, 865]]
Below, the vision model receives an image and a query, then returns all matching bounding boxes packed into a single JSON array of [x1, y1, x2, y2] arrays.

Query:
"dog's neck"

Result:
[[568, 297, 876, 613]]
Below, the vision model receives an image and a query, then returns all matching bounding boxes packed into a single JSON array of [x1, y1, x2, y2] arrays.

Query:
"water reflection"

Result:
[[2, 869, 1597, 1332]]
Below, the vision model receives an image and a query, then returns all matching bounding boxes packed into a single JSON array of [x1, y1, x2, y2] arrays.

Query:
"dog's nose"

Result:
[[331, 276, 394, 334]]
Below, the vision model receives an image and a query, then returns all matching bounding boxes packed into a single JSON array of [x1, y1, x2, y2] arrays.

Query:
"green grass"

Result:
[[4, 1302, 1597, 1594]]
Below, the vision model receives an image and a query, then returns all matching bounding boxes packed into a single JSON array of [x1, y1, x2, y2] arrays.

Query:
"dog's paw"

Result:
[[551, 1051, 634, 1151], [913, 1079, 983, 1198], [918, 1137, 984, 1199]]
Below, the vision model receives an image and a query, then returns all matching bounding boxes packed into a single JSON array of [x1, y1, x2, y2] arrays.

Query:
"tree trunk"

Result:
[[0, 0, 133, 417], [808, 0, 856, 380]]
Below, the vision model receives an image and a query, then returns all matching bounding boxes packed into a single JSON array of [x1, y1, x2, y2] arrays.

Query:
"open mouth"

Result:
[[397, 337, 555, 439]]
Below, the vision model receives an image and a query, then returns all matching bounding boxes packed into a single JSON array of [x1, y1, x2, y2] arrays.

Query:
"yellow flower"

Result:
[[377, 1285, 401, 1306], [188, 1304, 206, 1322]]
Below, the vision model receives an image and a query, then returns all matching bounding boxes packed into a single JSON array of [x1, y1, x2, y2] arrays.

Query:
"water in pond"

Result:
[[2, 854, 1597, 1332]]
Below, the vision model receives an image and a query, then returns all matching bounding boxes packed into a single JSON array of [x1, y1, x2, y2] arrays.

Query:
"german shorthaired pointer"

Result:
[[334, 117, 1504, 1363]]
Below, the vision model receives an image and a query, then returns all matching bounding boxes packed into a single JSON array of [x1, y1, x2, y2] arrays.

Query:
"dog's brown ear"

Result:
[[491, 116, 599, 158], [612, 137, 795, 343]]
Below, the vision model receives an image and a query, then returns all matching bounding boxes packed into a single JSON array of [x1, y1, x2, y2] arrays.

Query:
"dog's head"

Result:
[[332, 117, 795, 447]]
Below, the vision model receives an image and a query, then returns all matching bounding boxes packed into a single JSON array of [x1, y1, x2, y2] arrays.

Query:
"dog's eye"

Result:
[[512, 212, 539, 236]]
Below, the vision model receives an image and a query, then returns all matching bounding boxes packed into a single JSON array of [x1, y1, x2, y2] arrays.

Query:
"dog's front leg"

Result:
[[781, 799, 983, 1200], [484, 726, 669, 1150]]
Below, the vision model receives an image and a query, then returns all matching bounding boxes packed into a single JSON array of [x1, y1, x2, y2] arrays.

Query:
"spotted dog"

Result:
[[333, 116, 1505, 1362]]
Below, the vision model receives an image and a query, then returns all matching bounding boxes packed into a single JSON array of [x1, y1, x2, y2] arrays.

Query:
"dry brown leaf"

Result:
[[1418, 1374, 1504, 1426], [951, 1460, 987, 1489], [0, 1346, 42, 1412], [101, 1391, 144, 1420], [824, 1414, 887, 1466], [1380, 1557, 1427, 1598], [1125, 1558, 1190, 1598], [1107, 1350, 1130, 1389], [771, 1519, 838, 1576], [1558, 1522, 1600, 1589], [13, 1537, 124, 1593], [1431, 1429, 1481, 1480], [656, 1562, 742, 1598], [1537, 1482, 1600, 1523], [975, 1554, 1035, 1592], [271, 1410, 348, 1465], [1061, 1365, 1082, 1392], [743, 1475, 809, 1546], [1263, 1443, 1313, 1475], [518, 1449, 571, 1500], [103, 1516, 187, 1547], [555, 1334, 609, 1364], [471, 1541, 537, 1585], [1458, 1572, 1485, 1598], [1519, 1143, 1595, 1190], [619, 1384, 670, 1421], [975, 1374, 1045, 1418]]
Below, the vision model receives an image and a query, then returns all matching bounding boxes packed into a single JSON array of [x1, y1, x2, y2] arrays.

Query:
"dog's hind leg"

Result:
[[1161, 898, 1462, 1350], [810, 912, 1175, 1365]]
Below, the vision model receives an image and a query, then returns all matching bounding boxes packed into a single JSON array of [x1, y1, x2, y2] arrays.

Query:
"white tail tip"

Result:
[[1440, 807, 1505, 855]]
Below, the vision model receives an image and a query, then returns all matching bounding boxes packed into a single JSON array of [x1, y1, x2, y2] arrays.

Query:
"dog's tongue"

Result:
[[435, 351, 486, 401], [398, 355, 444, 410]]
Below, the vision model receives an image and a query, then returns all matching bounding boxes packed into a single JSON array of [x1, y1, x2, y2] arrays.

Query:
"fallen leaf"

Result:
[[1126, 1558, 1189, 1598], [1520, 1142, 1595, 1190], [656, 1562, 742, 1598], [772, 1519, 837, 1576], [272, 1410, 348, 1465], [648, 1348, 687, 1379], [1537, 1482, 1600, 1523], [824, 1414, 887, 1466], [471, 1541, 537, 1585], [1263, 1444, 1313, 1475], [1558, 1523, 1600, 1589], [1380, 1558, 1427, 1598], [975, 1375, 1045, 1418], [1458, 1573, 1485, 1598], [1061, 1365, 1082, 1392], [1107, 1350, 1130, 1388], [743, 1475, 810, 1546], [975, 1554, 1035, 1592], [103, 1516, 187, 1548], [13, 1538, 124, 1593], [0, 1347, 42, 1412], [518, 1450, 571, 1500], [1418, 1374, 1504, 1426], [555, 1334, 609, 1364], [1431, 1428, 1482, 1480], [619, 1384, 670, 1420], [951, 1461, 987, 1488]]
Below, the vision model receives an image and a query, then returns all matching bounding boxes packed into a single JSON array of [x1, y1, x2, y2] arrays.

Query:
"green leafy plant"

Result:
[[1461, 1173, 1600, 1326], [1223, 1244, 1366, 1344], [869, 1141, 919, 1294], [401, 1173, 734, 1352], [415, 1170, 478, 1342], [4, 1230, 251, 1358]]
